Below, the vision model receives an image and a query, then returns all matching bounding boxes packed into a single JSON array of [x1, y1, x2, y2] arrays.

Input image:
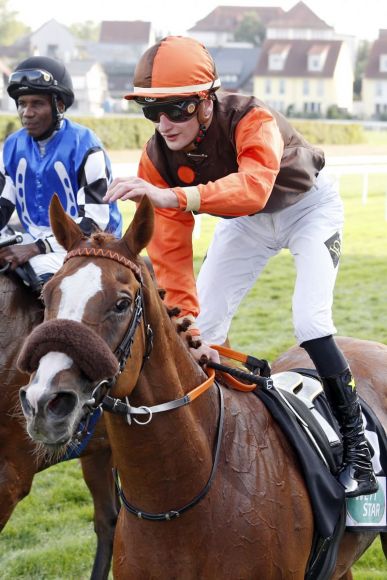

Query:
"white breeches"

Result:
[[196, 170, 344, 345]]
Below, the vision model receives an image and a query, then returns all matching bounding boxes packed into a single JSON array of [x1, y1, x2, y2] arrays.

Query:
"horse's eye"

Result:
[[115, 298, 131, 313]]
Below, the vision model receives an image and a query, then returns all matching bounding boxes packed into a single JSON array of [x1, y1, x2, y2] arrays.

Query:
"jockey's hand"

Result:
[[103, 177, 179, 209], [189, 339, 220, 366], [0, 242, 39, 270]]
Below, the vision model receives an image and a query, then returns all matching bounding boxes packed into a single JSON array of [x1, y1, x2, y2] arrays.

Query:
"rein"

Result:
[[102, 367, 216, 424], [64, 246, 224, 521], [113, 382, 224, 521]]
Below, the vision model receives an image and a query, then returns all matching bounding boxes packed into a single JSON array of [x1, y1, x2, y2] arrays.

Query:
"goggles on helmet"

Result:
[[140, 98, 200, 123], [8, 69, 58, 89]]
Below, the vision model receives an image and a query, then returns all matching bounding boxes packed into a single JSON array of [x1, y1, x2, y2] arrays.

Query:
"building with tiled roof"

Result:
[[363, 30, 387, 119], [209, 45, 261, 93], [99, 21, 153, 45], [266, 1, 334, 40], [254, 38, 353, 116], [67, 60, 108, 116], [88, 21, 155, 64], [85, 21, 155, 107], [188, 5, 284, 46]]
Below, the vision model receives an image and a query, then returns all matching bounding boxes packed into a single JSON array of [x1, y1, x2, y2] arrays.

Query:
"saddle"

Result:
[[271, 369, 387, 532]]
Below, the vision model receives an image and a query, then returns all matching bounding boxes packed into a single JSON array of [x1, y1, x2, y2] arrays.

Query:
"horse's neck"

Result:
[[108, 295, 219, 508], [142, 285, 207, 396], [0, 276, 43, 381]]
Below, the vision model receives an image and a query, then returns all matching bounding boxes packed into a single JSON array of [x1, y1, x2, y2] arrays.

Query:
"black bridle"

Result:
[[64, 247, 224, 521]]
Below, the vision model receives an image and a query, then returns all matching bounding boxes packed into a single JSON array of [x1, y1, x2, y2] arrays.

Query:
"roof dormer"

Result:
[[307, 44, 328, 72], [380, 53, 387, 73], [268, 44, 290, 71]]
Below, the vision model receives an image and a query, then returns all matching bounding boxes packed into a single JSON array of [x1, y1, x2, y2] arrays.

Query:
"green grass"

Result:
[[1, 174, 386, 578]]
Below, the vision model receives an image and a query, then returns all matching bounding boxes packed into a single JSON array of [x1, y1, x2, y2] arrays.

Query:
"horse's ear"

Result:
[[49, 194, 84, 251], [120, 196, 154, 257]]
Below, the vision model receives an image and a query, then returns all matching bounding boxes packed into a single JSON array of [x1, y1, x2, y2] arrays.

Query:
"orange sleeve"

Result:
[[138, 149, 199, 318], [174, 107, 284, 216]]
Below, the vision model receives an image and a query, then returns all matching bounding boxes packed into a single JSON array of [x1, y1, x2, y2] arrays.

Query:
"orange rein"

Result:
[[210, 345, 260, 392]]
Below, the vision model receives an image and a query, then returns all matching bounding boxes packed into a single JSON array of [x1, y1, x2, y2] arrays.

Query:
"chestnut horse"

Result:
[[0, 271, 119, 579], [18, 195, 382, 578]]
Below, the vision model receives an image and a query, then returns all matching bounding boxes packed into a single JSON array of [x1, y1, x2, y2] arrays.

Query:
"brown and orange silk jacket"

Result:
[[139, 92, 325, 321]]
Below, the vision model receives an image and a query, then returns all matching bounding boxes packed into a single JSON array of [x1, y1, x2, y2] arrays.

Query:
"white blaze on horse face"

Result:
[[27, 352, 73, 409], [58, 263, 102, 321]]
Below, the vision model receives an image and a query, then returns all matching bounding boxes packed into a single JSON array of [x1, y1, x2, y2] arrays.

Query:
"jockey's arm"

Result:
[[0, 168, 16, 231], [75, 147, 112, 235]]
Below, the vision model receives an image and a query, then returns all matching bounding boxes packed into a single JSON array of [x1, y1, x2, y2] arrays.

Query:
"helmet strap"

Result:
[[192, 98, 213, 147], [52, 94, 64, 130], [195, 123, 207, 145]]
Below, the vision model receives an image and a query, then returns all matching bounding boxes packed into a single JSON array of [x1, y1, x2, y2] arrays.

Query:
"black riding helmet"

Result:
[[7, 56, 74, 109], [7, 56, 74, 138]]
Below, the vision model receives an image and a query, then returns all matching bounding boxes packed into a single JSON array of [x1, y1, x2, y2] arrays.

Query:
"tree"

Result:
[[0, 0, 30, 46], [69, 21, 100, 42], [234, 12, 266, 46], [353, 40, 370, 101]]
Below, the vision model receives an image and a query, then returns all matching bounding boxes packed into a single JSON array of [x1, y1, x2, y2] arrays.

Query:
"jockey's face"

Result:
[[155, 98, 213, 152], [17, 94, 54, 139], [156, 113, 201, 151]]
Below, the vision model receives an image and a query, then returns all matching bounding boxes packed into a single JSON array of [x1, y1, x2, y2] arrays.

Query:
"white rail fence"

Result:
[[112, 155, 387, 229], [326, 155, 387, 220]]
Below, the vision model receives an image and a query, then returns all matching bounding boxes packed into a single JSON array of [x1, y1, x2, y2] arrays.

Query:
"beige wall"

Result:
[[253, 44, 353, 116], [363, 79, 387, 118]]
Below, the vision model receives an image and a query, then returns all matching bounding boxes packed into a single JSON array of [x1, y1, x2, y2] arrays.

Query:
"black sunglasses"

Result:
[[141, 99, 200, 123], [8, 69, 57, 88]]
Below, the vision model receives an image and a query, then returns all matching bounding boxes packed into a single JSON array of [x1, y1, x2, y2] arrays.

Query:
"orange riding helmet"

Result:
[[125, 36, 221, 102]]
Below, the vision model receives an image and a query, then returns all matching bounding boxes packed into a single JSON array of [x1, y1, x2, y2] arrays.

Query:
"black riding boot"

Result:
[[322, 368, 378, 497]]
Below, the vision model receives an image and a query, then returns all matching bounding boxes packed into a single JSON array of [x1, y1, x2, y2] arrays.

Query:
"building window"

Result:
[[269, 55, 285, 71], [375, 82, 383, 97], [221, 74, 238, 83], [265, 78, 272, 95], [308, 56, 321, 71], [317, 80, 324, 97], [303, 79, 309, 96], [47, 44, 59, 59], [303, 102, 321, 114], [279, 79, 286, 95], [380, 54, 387, 72]]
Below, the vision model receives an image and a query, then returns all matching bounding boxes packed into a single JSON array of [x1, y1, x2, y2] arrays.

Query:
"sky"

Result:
[[8, 0, 387, 41]]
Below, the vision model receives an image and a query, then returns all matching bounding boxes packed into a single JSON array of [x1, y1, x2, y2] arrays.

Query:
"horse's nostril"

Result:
[[47, 392, 77, 418], [19, 388, 34, 417]]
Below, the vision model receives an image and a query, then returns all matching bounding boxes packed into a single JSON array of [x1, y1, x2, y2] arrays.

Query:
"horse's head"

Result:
[[19, 194, 155, 453]]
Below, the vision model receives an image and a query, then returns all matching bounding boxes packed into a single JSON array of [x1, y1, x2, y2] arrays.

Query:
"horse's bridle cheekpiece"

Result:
[[62, 247, 227, 521]]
